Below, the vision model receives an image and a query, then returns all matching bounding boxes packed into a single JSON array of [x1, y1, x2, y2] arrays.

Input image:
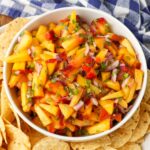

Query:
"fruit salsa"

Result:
[[5, 11, 144, 136]]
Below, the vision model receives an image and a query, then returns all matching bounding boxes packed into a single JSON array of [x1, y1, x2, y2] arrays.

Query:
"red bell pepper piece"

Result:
[[99, 108, 110, 121]]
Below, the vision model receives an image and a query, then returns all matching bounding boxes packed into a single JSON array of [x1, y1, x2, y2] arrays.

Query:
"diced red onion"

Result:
[[114, 99, 119, 104], [35, 63, 42, 76], [120, 63, 125, 67], [107, 60, 119, 71], [111, 69, 118, 82], [28, 48, 31, 55], [14, 70, 21, 75], [85, 43, 90, 56], [27, 81, 32, 87], [91, 97, 98, 106], [121, 76, 130, 88], [93, 42, 96, 48], [73, 101, 84, 111], [93, 79, 99, 87]]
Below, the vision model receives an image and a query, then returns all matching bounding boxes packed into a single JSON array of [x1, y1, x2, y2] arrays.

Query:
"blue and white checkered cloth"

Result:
[[0, 0, 150, 68]]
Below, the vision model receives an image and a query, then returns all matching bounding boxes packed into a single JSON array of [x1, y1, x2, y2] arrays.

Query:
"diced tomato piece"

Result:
[[45, 30, 55, 41], [46, 59, 57, 63], [86, 68, 96, 79], [60, 17, 69, 23], [85, 56, 94, 64], [99, 108, 110, 121], [58, 52, 67, 61], [97, 18, 107, 24], [112, 113, 122, 122], [120, 65, 128, 72], [82, 64, 91, 72], [47, 124, 56, 133]]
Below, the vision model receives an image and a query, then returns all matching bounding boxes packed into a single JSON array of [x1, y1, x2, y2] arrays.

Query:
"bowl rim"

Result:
[[3, 7, 147, 142]]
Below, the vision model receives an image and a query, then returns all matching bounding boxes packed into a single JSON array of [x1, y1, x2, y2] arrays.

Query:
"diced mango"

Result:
[[77, 74, 87, 87], [39, 104, 59, 116], [40, 51, 57, 61], [96, 48, 108, 63], [47, 61, 57, 75], [21, 82, 31, 112], [122, 86, 130, 99], [12, 62, 26, 71], [62, 36, 84, 51], [36, 25, 48, 42], [99, 100, 114, 115], [17, 31, 32, 51], [34, 105, 52, 126], [86, 118, 110, 134], [5, 51, 31, 63], [59, 104, 74, 119], [120, 38, 136, 57], [126, 80, 137, 103], [101, 72, 111, 81], [32, 73, 44, 97], [72, 119, 93, 127], [105, 80, 120, 91], [101, 90, 124, 100], [9, 74, 21, 88], [105, 44, 117, 56], [70, 88, 83, 106], [94, 37, 105, 50], [118, 99, 128, 108], [41, 40, 55, 52], [134, 69, 143, 90], [53, 24, 64, 37], [49, 22, 56, 30]]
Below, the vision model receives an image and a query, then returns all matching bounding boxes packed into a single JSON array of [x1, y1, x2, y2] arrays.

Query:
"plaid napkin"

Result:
[[0, 0, 150, 68]]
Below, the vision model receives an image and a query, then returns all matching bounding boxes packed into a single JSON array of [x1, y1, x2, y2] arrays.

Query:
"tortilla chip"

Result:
[[7, 141, 30, 150], [0, 117, 7, 144], [5, 124, 31, 149], [9, 104, 21, 129], [96, 146, 116, 150], [122, 108, 140, 131], [27, 129, 45, 146], [118, 143, 141, 150], [143, 70, 150, 103], [0, 84, 14, 122], [129, 105, 150, 142], [71, 136, 111, 150], [108, 109, 140, 148], [135, 137, 144, 144], [0, 18, 28, 59], [32, 137, 70, 150]]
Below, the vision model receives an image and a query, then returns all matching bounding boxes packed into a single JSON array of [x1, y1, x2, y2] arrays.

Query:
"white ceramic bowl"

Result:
[[3, 7, 147, 142]]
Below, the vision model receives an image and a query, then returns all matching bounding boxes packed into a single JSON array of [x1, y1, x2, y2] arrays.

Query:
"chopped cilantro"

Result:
[[86, 79, 91, 87], [72, 19, 76, 24], [75, 129, 88, 136], [88, 35, 94, 45], [51, 78, 56, 83], [123, 73, 129, 79], [105, 40, 111, 46], [101, 62, 107, 70]]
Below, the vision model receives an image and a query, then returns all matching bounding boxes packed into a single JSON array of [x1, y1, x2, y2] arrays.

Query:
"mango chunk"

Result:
[[59, 104, 74, 120], [105, 80, 120, 91], [134, 69, 143, 90], [101, 90, 124, 100], [34, 105, 52, 126], [86, 118, 110, 135], [39, 104, 59, 116], [99, 100, 114, 115]]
